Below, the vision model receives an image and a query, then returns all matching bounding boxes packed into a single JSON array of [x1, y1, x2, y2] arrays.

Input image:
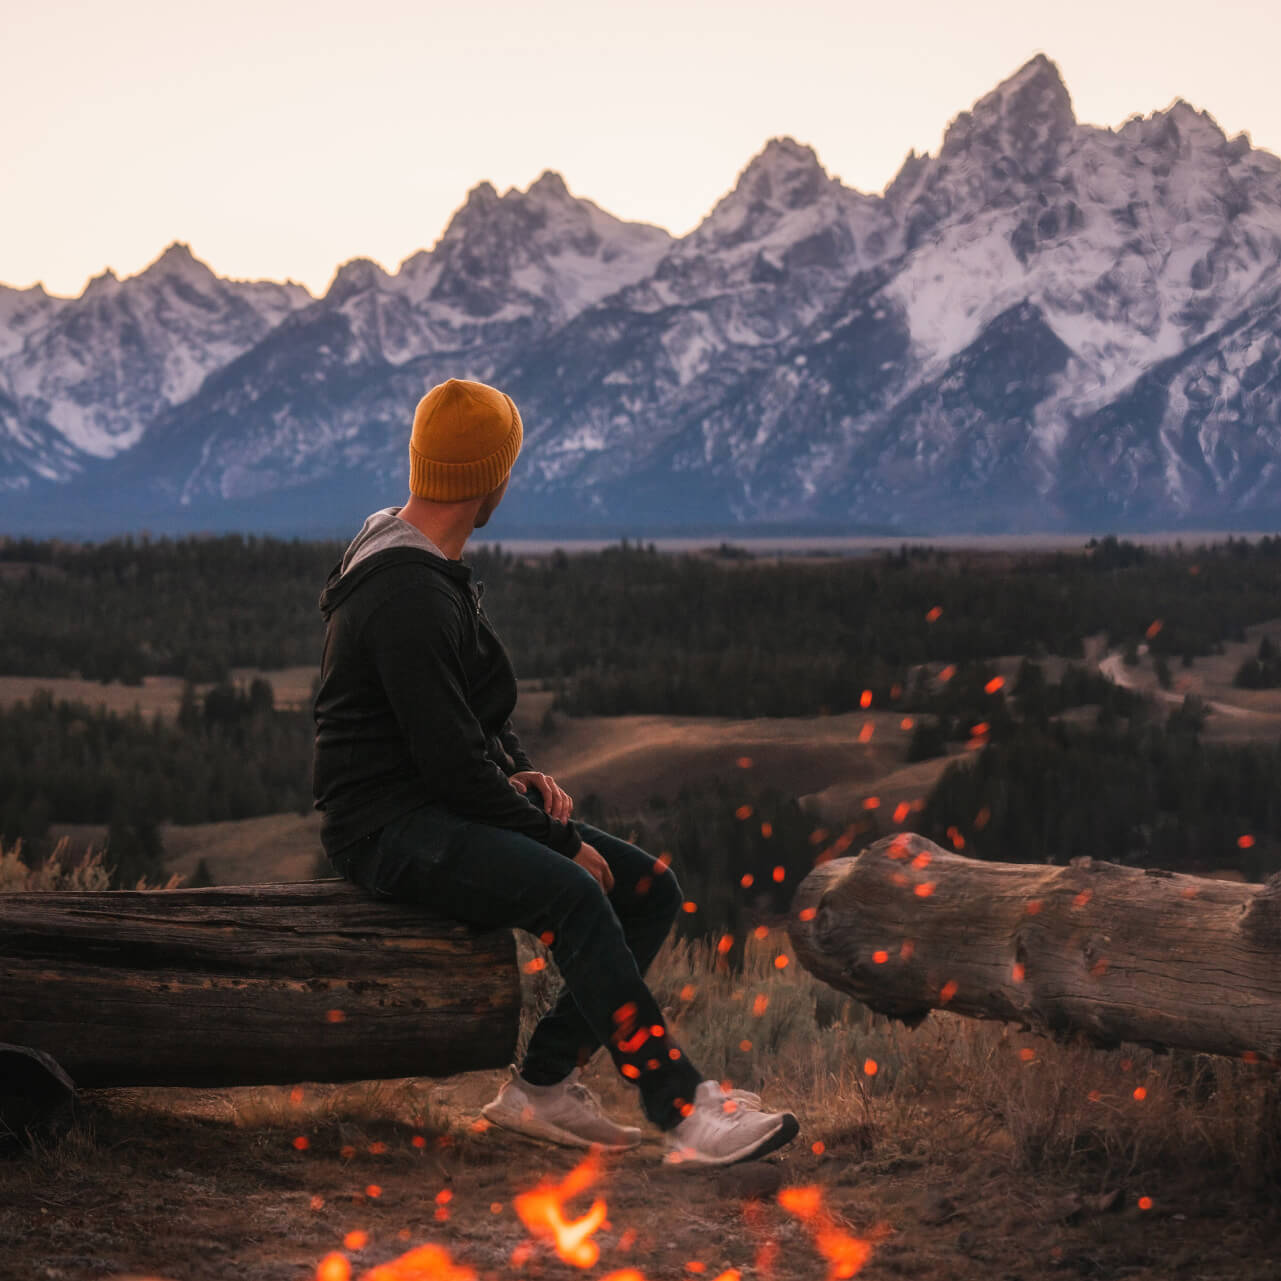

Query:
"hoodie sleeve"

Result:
[[361, 579, 582, 858], [498, 718, 536, 773]]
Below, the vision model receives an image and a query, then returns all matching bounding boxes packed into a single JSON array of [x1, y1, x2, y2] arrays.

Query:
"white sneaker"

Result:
[[662, 1080, 799, 1166], [480, 1066, 643, 1151]]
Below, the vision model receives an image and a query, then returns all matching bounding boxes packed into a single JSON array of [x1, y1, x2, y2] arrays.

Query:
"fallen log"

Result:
[[787, 833, 1281, 1061], [0, 879, 520, 1090]]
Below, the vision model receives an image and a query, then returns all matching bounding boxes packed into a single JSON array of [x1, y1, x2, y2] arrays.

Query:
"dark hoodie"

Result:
[[312, 508, 582, 860]]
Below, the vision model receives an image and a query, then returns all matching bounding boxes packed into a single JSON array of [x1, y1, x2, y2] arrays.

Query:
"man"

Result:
[[313, 377, 799, 1166]]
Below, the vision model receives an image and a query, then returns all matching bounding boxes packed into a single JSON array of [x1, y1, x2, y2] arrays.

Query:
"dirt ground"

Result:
[[4, 1065, 1279, 1281]]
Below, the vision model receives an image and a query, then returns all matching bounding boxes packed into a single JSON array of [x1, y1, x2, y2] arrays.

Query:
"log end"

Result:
[[0, 1043, 79, 1152]]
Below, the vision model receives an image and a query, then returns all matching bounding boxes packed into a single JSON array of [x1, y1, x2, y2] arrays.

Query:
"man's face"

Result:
[[474, 474, 510, 528]]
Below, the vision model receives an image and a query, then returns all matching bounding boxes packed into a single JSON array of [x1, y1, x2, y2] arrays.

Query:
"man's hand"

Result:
[[510, 770, 573, 823], [573, 841, 614, 893]]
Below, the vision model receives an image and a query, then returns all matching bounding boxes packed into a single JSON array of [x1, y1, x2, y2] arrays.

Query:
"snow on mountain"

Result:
[[0, 244, 311, 476], [7, 54, 1281, 533]]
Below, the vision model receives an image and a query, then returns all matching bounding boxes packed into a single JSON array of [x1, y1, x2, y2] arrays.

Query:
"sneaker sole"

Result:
[[663, 1111, 800, 1167], [481, 1101, 643, 1152]]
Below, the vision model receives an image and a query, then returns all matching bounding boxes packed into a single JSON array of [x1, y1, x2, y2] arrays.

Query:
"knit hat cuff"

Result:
[[409, 406, 522, 501]]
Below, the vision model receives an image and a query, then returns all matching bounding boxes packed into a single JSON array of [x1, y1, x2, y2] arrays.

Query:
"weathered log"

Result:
[[788, 833, 1281, 1060], [0, 879, 520, 1089]]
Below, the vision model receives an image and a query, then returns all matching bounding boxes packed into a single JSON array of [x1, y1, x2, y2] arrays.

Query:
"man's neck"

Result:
[[396, 495, 477, 561]]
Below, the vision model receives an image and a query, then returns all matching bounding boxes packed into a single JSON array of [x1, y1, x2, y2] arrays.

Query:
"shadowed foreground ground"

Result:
[[3, 931, 1280, 1281]]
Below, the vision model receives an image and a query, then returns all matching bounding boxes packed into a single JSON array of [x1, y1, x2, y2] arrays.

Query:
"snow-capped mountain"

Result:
[[6, 53, 1281, 535]]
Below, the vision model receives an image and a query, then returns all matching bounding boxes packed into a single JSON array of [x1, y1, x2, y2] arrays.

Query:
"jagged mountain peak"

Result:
[[325, 256, 393, 303], [941, 53, 1075, 175], [527, 169, 572, 201]]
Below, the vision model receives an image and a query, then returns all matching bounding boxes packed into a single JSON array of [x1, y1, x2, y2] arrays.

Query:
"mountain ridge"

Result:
[[5, 54, 1281, 536]]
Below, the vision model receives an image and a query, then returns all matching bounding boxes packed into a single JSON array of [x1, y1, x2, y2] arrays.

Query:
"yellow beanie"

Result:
[[408, 378, 523, 501]]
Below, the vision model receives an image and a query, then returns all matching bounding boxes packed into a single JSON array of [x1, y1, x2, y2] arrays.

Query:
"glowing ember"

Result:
[[741, 873, 754, 887], [317, 1254, 350, 1281], [717, 934, 734, 954], [939, 665, 956, 682], [892, 802, 910, 824], [682, 901, 698, 914], [860, 689, 873, 708], [812, 1140, 826, 1154], [679, 986, 696, 1001], [863, 1059, 878, 1076], [984, 676, 1005, 694], [939, 980, 958, 1003], [872, 950, 889, 965], [1072, 890, 1093, 908], [913, 883, 935, 898], [761, 821, 774, 838], [524, 957, 547, 973], [1012, 963, 1025, 983], [293, 1135, 310, 1151], [1238, 834, 1256, 849], [1145, 620, 1163, 639], [798, 907, 817, 921], [736, 756, 754, 769], [774, 954, 790, 969], [862, 796, 880, 810], [344, 1231, 369, 1251], [899, 717, 914, 731], [857, 722, 875, 743], [752, 994, 769, 1016], [326, 1009, 347, 1023], [1018, 1048, 1035, 1062], [926, 606, 943, 622], [1138, 1196, 1153, 1211], [1133, 1086, 1147, 1101], [735, 805, 754, 820], [773, 865, 785, 882], [514, 1154, 608, 1269]]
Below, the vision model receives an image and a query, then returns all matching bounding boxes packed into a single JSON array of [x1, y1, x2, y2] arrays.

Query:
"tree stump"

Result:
[[0, 879, 520, 1093], [788, 833, 1281, 1060]]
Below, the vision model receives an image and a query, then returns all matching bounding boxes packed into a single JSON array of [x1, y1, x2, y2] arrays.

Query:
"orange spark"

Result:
[[539, 930, 556, 946], [939, 664, 956, 682], [1239, 834, 1256, 849], [514, 1154, 608, 1269], [1025, 899, 1043, 915], [858, 722, 875, 743], [863, 796, 881, 810], [926, 606, 943, 622], [737, 756, 754, 769], [892, 802, 910, 824], [940, 980, 958, 1003], [326, 1009, 346, 1023], [1133, 1086, 1147, 1101], [741, 873, 755, 887], [740, 1039, 753, 1052], [621, 1064, 641, 1080], [1145, 620, 1163, 639], [682, 901, 698, 914], [1012, 962, 1026, 983], [717, 934, 734, 955], [914, 882, 935, 898], [290, 1086, 305, 1104], [293, 1135, 310, 1151], [863, 1059, 878, 1076], [974, 805, 991, 830], [655, 851, 673, 872], [860, 689, 873, 708], [872, 950, 889, 965], [411, 1135, 426, 1149], [799, 906, 817, 921], [752, 994, 769, 1016], [310, 1196, 325, 1211], [774, 955, 790, 969], [1072, 890, 1093, 908], [1018, 1048, 1036, 1062], [761, 821, 774, 838], [772, 865, 785, 882], [316, 1254, 350, 1281], [365, 1185, 382, 1199], [754, 925, 769, 940], [1138, 1196, 1153, 1211], [899, 717, 914, 731], [679, 986, 696, 1002], [735, 805, 754, 821], [984, 676, 1005, 694], [524, 957, 547, 973], [344, 1231, 368, 1251], [910, 851, 931, 869]]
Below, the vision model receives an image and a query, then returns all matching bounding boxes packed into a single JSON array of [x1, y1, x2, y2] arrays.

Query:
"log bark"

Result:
[[0, 879, 520, 1089], [788, 833, 1281, 1061]]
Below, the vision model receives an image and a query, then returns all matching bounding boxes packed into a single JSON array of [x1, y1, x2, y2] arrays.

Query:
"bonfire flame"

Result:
[[778, 1185, 876, 1279], [513, 1153, 609, 1268]]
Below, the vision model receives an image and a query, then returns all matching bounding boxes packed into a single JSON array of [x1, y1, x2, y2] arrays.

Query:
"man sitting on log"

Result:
[[312, 378, 799, 1166]]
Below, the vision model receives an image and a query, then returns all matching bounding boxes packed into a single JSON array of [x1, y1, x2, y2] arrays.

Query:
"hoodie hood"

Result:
[[319, 507, 472, 618]]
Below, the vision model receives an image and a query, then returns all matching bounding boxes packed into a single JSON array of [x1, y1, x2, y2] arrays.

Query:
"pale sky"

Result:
[[4, 0, 1279, 298]]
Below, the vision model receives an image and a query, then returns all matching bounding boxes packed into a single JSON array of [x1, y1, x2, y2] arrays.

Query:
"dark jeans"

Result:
[[332, 802, 704, 1130]]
